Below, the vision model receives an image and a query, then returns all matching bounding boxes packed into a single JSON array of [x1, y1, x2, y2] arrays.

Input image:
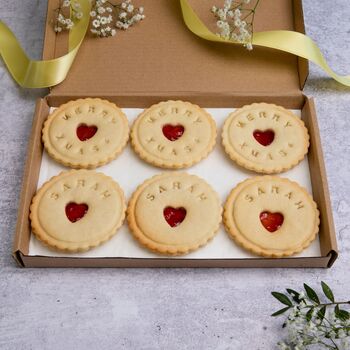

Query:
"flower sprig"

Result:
[[54, 0, 145, 38], [272, 281, 350, 350], [54, 0, 83, 32], [211, 0, 261, 50]]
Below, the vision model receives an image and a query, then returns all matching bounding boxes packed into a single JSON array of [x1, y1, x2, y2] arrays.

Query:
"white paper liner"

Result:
[[28, 108, 321, 259]]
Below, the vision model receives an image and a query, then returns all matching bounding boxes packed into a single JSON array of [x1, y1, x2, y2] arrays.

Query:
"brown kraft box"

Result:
[[12, 0, 338, 267]]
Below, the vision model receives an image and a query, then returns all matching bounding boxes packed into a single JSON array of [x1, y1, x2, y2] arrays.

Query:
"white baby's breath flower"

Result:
[[298, 292, 306, 300], [90, 11, 97, 17], [65, 18, 74, 29], [217, 9, 225, 19], [134, 14, 142, 21], [97, 6, 105, 14], [92, 19, 100, 28], [234, 18, 241, 27], [216, 20, 224, 28], [72, 1, 80, 8], [111, 29, 117, 36], [63, 0, 70, 7]]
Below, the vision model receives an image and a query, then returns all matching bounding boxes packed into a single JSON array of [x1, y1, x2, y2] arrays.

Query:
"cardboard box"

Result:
[[12, 0, 337, 267]]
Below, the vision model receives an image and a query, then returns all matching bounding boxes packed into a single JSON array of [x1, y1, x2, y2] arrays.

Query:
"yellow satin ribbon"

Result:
[[0, 0, 349, 88], [180, 0, 350, 87], [0, 0, 90, 88]]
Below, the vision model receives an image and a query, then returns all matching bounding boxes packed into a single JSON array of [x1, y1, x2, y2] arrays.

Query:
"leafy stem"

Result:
[[250, 0, 260, 42], [311, 301, 350, 307], [272, 281, 350, 350]]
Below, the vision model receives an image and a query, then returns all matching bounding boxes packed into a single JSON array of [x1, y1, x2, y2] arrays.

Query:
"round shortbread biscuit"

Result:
[[222, 103, 309, 174], [30, 170, 126, 252], [130, 101, 217, 169], [42, 98, 129, 169], [223, 176, 319, 257], [127, 172, 222, 255]]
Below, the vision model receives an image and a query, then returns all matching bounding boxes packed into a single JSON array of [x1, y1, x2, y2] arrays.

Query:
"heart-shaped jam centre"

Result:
[[253, 129, 275, 146], [76, 124, 98, 141], [163, 206, 186, 227], [162, 124, 185, 141], [65, 202, 89, 223], [260, 211, 284, 232]]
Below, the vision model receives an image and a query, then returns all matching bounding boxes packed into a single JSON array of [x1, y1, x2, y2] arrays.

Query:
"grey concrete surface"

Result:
[[0, 1, 349, 349]]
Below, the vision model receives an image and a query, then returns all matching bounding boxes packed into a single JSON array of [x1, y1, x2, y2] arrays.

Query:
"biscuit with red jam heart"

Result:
[[222, 103, 309, 174], [223, 176, 319, 257], [42, 98, 129, 169], [30, 170, 126, 252], [127, 172, 222, 255], [130, 101, 217, 169]]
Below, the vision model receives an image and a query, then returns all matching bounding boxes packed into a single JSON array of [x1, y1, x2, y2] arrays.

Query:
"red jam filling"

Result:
[[65, 202, 89, 223], [162, 124, 185, 141], [253, 129, 275, 146], [163, 206, 187, 227], [260, 211, 284, 232], [76, 124, 98, 141]]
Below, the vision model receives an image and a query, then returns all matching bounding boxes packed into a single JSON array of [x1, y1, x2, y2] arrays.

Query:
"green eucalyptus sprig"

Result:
[[271, 282, 350, 350]]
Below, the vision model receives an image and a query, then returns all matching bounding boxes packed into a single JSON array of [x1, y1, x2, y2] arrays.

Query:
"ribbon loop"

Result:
[[0, 0, 90, 88]]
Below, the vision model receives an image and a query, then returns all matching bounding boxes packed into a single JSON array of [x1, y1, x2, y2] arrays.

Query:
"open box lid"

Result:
[[44, 0, 308, 106]]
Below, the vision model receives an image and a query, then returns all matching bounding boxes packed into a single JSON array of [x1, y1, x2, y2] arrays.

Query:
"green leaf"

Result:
[[271, 306, 291, 317], [321, 281, 335, 303], [271, 292, 293, 307], [335, 305, 350, 321], [286, 288, 301, 303], [306, 307, 314, 321], [304, 283, 320, 304], [317, 305, 326, 323]]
